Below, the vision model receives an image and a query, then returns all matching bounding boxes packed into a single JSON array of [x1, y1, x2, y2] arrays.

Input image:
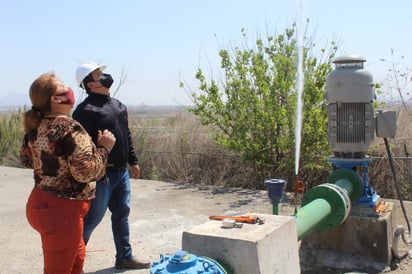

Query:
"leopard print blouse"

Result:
[[20, 116, 108, 200]]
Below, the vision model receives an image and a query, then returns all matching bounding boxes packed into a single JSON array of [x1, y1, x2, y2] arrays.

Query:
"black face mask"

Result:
[[100, 73, 114, 88]]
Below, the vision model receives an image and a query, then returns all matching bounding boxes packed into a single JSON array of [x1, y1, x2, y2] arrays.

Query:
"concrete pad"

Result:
[[0, 166, 281, 274], [2, 166, 412, 273], [182, 213, 300, 274]]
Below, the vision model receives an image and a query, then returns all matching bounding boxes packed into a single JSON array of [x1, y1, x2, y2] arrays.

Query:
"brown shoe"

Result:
[[115, 256, 151, 269]]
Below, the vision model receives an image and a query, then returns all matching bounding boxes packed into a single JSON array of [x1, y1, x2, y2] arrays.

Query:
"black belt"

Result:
[[106, 164, 126, 171]]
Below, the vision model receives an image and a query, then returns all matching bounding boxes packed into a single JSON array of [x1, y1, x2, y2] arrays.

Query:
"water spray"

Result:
[[294, 0, 305, 176]]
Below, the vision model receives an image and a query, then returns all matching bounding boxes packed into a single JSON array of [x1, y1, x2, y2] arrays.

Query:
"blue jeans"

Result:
[[83, 168, 132, 260]]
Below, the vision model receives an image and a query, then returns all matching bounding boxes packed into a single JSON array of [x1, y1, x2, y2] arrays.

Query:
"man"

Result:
[[73, 62, 150, 270]]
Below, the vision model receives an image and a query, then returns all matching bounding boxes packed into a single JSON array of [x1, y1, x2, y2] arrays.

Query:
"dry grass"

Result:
[[129, 109, 258, 188], [0, 109, 23, 167]]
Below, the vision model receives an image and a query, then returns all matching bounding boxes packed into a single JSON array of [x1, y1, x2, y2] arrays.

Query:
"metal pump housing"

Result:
[[326, 54, 375, 159]]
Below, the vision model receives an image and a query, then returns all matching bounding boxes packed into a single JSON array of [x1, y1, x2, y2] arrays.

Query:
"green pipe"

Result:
[[295, 198, 332, 240], [327, 169, 363, 202], [334, 178, 353, 195], [293, 169, 364, 241], [272, 203, 279, 215]]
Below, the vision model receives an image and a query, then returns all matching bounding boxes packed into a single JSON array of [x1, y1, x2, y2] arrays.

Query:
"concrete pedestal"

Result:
[[182, 213, 300, 274], [300, 201, 394, 272]]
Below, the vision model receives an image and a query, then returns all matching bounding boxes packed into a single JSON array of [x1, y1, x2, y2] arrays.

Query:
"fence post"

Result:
[[404, 144, 411, 193]]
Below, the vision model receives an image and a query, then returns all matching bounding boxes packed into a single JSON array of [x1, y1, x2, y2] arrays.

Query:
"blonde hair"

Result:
[[22, 72, 57, 133]]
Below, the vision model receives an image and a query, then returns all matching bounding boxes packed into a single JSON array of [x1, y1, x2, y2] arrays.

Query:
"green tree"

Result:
[[188, 24, 337, 186]]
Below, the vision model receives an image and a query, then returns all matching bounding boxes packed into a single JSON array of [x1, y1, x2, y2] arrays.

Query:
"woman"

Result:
[[20, 72, 116, 274]]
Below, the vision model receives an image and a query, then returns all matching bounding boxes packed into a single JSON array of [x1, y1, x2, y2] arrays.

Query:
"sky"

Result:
[[1, 0, 412, 107]]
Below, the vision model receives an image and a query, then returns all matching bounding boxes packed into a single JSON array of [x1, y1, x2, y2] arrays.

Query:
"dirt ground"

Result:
[[1, 165, 412, 274]]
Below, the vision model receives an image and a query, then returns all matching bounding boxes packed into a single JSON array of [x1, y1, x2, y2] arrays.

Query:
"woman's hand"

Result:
[[97, 129, 116, 153]]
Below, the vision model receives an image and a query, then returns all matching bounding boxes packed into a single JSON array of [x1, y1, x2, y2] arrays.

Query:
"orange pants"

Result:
[[26, 186, 91, 274]]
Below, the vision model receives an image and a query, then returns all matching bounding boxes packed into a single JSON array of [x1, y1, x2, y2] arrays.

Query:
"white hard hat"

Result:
[[76, 62, 107, 88]]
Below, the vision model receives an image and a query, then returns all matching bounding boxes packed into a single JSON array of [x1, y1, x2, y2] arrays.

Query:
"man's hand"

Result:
[[130, 165, 141, 179]]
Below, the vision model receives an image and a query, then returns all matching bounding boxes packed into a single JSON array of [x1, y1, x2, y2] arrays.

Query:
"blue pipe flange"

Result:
[[150, 250, 227, 274]]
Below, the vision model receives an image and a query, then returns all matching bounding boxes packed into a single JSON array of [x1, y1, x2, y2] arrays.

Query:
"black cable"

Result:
[[384, 137, 411, 236]]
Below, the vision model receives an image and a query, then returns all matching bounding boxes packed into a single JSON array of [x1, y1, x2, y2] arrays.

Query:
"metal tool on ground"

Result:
[[209, 214, 265, 224]]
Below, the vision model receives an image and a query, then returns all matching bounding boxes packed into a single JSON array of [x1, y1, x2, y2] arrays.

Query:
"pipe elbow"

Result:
[[392, 225, 411, 260]]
